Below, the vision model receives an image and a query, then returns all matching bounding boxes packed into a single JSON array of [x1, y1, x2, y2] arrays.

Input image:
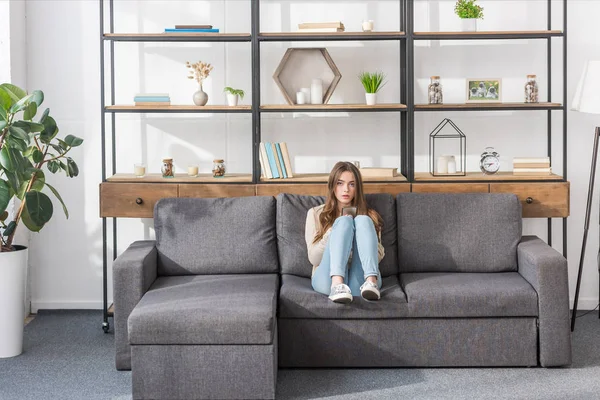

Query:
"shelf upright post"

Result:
[[547, 0, 553, 247], [99, 0, 110, 333], [251, 0, 261, 183], [109, 0, 118, 329], [406, 0, 414, 182], [400, 0, 407, 179], [561, 0, 568, 263]]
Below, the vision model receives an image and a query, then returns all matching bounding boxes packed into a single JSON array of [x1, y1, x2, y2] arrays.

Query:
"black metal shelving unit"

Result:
[[99, 0, 567, 332]]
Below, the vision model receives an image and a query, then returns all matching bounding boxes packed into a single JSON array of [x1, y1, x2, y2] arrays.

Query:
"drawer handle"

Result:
[[526, 197, 533, 204], [135, 197, 143, 205]]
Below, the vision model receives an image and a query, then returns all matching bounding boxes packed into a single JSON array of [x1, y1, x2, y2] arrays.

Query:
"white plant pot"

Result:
[[461, 18, 477, 32], [365, 93, 377, 106], [0, 245, 28, 358], [226, 93, 239, 106]]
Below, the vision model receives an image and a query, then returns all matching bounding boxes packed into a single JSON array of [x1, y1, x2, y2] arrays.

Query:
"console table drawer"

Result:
[[179, 184, 255, 198], [412, 183, 489, 193], [490, 182, 569, 218], [100, 183, 178, 218]]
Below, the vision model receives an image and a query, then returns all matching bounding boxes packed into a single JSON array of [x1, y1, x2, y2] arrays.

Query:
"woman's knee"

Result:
[[354, 215, 374, 229], [333, 215, 355, 231]]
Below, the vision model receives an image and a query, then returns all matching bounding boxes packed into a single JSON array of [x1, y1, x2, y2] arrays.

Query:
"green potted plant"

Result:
[[359, 72, 386, 105], [0, 83, 83, 358], [454, 0, 484, 32], [224, 87, 245, 106]]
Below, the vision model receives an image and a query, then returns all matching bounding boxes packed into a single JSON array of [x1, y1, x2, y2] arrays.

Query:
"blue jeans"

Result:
[[312, 215, 382, 296]]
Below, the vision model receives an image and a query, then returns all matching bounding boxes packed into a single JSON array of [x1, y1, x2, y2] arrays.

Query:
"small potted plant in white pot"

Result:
[[359, 72, 386, 106], [223, 87, 245, 106], [454, 0, 484, 32], [0, 83, 83, 358]]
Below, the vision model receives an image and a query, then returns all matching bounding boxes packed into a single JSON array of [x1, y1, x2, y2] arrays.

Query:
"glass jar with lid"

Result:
[[212, 159, 226, 178], [525, 74, 539, 103], [161, 158, 175, 178], [428, 76, 443, 104]]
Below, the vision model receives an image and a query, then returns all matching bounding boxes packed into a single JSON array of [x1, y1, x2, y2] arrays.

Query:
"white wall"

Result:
[[7, 0, 598, 311]]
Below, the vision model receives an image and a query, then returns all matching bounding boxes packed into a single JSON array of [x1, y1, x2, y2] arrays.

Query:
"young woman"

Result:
[[305, 161, 385, 304]]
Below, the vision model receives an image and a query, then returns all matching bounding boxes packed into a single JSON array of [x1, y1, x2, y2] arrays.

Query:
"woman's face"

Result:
[[334, 170, 356, 208]]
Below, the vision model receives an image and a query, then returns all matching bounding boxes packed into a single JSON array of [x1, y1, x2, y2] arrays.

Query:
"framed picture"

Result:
[[466, 79, 502, 103]]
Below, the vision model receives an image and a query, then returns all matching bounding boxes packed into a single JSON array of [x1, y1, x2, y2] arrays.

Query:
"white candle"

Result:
[[134, 163, 146, 177], [447, 157, 457, 174], [188, 165, 199, 177], [296, 91, 306, 105], [301, 88, 311, 104], [437, 156, 448, 174], [362, 20, 374, 32], [311, 79, 323, 105]]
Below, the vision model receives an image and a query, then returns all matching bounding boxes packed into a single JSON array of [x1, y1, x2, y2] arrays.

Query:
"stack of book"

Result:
[[297, 21, 345, 33], [165, 25, 219, 33], [134, 93, 171, 106], [513, 157, 552, 175], [359, 167, 398, 178], [259, 142, 293, 179]]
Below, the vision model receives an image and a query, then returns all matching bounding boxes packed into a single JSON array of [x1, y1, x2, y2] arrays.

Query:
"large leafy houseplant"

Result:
[[0, 84, 83, 252]]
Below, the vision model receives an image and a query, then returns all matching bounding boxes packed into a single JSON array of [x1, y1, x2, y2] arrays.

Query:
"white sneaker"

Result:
[[360, 280, 381, 301], [329, 283, 353, 304]]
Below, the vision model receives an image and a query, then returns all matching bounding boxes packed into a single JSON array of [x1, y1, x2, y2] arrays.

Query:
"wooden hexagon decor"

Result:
[[273, 48, 342, 105]]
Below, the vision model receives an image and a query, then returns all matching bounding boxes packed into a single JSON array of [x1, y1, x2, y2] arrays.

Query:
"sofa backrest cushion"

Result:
[[276, 193, 398, 278], [154, 197, 279, 275], [397, 193, 521, 273]]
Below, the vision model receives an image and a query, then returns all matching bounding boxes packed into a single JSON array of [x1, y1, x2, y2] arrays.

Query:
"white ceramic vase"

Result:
[[461, 18, 477, 32], [0, 245, 28, 358], [226, 93, 239, 106], [365, 93, 377, 105], [193, 84, 209, 106]]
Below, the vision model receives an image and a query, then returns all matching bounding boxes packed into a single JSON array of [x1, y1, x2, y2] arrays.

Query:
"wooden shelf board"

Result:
[[261, 103, 407, 111], [108, 173, 253, 183], [260, 173, 408, 183], [414, 172, 563, 182], [106, 105, 251, 112], [414, 30, 562, 38], [415, 102, 562, 110], [261, 31, 405, 38], [105, 33, 251, 38]]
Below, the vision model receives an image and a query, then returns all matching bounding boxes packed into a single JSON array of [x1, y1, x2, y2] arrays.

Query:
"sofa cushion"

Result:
[[154, 197, 278, 275], [397, 193, 521, 273], [276, 193, 398, 278], [278, 274, 408, 319], [128, 274, 278, 345], [401, 272, 538, 318]]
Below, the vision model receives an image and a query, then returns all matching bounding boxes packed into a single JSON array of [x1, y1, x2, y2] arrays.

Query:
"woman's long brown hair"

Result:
[[312, 161, 383, 244]]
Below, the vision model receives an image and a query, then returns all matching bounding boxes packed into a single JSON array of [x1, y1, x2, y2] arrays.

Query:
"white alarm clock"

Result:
[[480, 147, 500, 175]]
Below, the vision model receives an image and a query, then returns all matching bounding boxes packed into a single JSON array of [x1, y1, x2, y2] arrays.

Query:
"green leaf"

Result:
[[49, 144, 63, 154], [0, 211, 7, 221], [8, 125, 29, 142], [31, 90, 44, 107], [66, 158, 79, 177], [0, 106, 7, 121], [45, 182, 68, 219], [23, 101, 37, 120], [0, 120, 6, 131], [3, 171, 20, 195], [64, 134, 83, 147], [40, 116, 58, 144], [9, 93, 34, 114], [18, 170, 45, 199], [0, 87, 13, 111], [13, 120, 44, 133], [57, 139, 68, 152], [20, 205, 42, 232], [5, 135, 28, 152], [0, 146, 19, 172], [3, 220, 16, 236], [47, 160, 60, 173], [24, 191, 53, 228], [0, 83, 27, 101], [39, 108, 49, 124], [0, 180, 10, 215], [32, 148, 44, 163]]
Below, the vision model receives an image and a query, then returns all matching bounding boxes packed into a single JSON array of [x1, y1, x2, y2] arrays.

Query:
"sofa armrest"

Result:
[[113, 240, 158, 370], [517, 235, 571, 367]]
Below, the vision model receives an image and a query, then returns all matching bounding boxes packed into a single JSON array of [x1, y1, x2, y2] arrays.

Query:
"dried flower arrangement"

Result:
[[186, 60, 214, 85]]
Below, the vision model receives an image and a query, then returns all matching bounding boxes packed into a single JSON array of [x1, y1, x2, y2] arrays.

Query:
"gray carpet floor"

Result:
[[0, 310, 599, 400]]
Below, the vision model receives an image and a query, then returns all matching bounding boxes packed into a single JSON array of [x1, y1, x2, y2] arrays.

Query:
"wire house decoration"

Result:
[[429, 118, 467, 176]]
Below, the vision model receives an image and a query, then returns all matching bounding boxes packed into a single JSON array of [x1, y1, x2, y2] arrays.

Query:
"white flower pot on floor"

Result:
[[0, 245, 28, 358], [461, 18, 477, 32], [227, 93, 239, 106]]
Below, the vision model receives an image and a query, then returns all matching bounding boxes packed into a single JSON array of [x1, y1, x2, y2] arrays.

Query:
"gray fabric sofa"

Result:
[[114, 193, 572, 399]]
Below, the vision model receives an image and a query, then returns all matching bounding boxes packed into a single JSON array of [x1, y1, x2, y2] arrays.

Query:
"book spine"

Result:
[[264, 143, 280, 179], [513, 157, 550, 163], [135, 93, 170, 97], [513, 167, 552, 173], [133, 97, 170, 102], [164, 28, 220, 33], [175, 25, 213, 29], [258, 147, 267, 179], [271, 143, 283, 178], [513, 163, 550, 169], [297, 28, 344, 33], [135, 102, 171, 106], [259, 143, 272, 179], [275, 143, 287, 178], [280, 142, 294, 178], [298, 22, 343, 29]]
